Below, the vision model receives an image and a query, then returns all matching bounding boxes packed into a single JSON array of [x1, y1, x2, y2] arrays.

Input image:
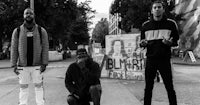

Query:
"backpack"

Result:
[[17, 25, 42, 44]]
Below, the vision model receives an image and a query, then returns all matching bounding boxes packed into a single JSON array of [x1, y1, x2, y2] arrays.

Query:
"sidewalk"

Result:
[[172, 57, 200, 66], [0, 59, 74, 69], [1, 57, 200, 69], [0, 60, 10, 69], [101, 79, 142, 105], [1, 57, 199, 105]]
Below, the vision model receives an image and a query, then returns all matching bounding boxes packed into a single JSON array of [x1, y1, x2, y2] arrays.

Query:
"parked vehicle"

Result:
[[63, 47, 71, 59], [0, 42, 10, 60]]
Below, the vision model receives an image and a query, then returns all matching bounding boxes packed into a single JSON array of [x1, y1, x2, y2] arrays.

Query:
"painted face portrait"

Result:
[[113, 40, 122, 54], [108, 39, 127, 58]]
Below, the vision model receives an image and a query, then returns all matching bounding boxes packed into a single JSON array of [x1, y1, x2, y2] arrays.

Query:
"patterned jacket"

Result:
[[11, 24, 49, 67]]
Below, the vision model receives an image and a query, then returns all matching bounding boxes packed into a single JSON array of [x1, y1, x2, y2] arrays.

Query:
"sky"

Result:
[[78, 0, 113, 34]]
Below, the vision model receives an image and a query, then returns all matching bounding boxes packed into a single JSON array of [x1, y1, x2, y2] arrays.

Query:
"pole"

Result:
[[30, 0, 34, 11]]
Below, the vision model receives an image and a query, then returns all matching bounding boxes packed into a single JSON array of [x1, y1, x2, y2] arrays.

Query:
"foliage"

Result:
[[38, 0, 79, 48], [92, 18, 109, 48], [70, 0, 95, 45], [110, 0, 152, 32], [34, 0, 94, 48], [0, 0, 95, 50], [110, 0, 177, 32], [0, 0, 27, 41]]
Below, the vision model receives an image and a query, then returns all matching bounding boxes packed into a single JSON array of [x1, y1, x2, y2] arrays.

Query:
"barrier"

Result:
[[48, 51, 63, 61]]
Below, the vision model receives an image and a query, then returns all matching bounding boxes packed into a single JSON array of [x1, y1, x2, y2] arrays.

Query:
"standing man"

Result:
[[140, 1, 179, 105], [11, 8, 49, 105], [65, 48, 102, 105]]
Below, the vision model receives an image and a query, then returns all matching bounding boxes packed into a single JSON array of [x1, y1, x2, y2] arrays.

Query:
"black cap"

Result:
[[76, 48, 88, 58]]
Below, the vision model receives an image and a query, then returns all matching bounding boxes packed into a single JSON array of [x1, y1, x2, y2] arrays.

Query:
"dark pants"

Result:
[[67, 85, 101, 105], [144, 58, 177, 105]]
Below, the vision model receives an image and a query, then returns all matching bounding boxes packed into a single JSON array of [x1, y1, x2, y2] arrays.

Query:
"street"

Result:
[[0, 59, 200, 105], [0, 58, 73, 105], [0, 58, 141, 105], [122, 64, 200, 105], [1, 0, 200, 105]]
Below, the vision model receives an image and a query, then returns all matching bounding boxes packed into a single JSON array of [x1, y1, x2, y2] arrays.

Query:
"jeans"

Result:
[[18, 66, 44, 105], [67, 84, 101, 105], [144, 58, 177, 105]]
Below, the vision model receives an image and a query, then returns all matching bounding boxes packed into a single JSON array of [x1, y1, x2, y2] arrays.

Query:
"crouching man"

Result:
[[65, 48, 102, 105]]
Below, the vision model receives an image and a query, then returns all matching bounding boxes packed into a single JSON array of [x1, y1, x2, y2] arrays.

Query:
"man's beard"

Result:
[[25, 18, 34, 24], [156, 15, 161, 18]]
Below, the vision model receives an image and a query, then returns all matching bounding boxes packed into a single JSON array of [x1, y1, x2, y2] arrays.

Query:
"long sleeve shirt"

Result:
[[141, 17, 179, 59]]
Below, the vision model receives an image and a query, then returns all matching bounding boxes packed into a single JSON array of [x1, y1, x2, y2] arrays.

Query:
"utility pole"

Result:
[[30, 0, 34, 11]]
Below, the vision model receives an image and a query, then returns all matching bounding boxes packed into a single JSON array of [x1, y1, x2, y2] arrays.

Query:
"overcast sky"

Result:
[[78, 0, 113, 35]]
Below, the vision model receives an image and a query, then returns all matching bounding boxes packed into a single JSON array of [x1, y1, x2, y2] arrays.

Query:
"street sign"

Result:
[[183, 51, 196, 62], [188, 51, 196, 62], [0, 2, 7, 15]]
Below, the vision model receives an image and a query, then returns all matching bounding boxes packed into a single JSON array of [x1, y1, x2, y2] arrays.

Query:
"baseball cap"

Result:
[[76, 48, 88, 58]]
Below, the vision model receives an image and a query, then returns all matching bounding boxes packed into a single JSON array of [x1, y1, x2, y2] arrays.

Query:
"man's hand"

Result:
[[13, 66, 19, 75], [162, 37, 173, 46], [140, 39, 148, 47], [40, 65, 46, 73]]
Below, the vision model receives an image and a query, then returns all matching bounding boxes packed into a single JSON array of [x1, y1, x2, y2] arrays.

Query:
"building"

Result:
[[108, 0, 123, 35], [108, 12, 122, 35], [108, 0, 140, 35]]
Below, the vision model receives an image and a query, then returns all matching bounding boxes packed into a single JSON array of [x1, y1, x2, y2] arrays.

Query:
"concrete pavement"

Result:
[[0, 60, 142, 105], [1, 56, 200, 69], [0, 59, 71, 69], [1, 58, 200, 105], [0, 60, 10, 69], [122, 63, 200, 105]]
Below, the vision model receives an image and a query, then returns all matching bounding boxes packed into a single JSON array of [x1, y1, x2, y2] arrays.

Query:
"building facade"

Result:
[[108, 0, 140, 35], [108, 0, 123, 35], [109, 12, 122, 35]]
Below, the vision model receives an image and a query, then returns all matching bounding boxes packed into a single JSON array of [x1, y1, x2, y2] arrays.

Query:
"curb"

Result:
[[171, 57, 200, 66], [0, 65, 69, 70], [47, 65, 68, 68], [172, 62, 200, 66], [0, 67, 11, 69], [0, 76, 17, 82]]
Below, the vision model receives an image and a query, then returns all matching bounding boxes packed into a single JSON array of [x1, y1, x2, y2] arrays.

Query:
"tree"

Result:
[[0, 0, 28, 53], [92, 18, 109, 48], [110, 0, 176, 32], [0, 0, 27, 40], [110, 0, 152, 32], [71, 0, 95, 45], [34, 0, 80, 49], [35, 0, 95, 48], [0, 0, 95, 51]]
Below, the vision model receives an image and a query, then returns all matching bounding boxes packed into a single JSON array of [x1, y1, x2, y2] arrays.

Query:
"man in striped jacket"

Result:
[[11, 8, 49, 105], [140, 1, 179, 105]]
